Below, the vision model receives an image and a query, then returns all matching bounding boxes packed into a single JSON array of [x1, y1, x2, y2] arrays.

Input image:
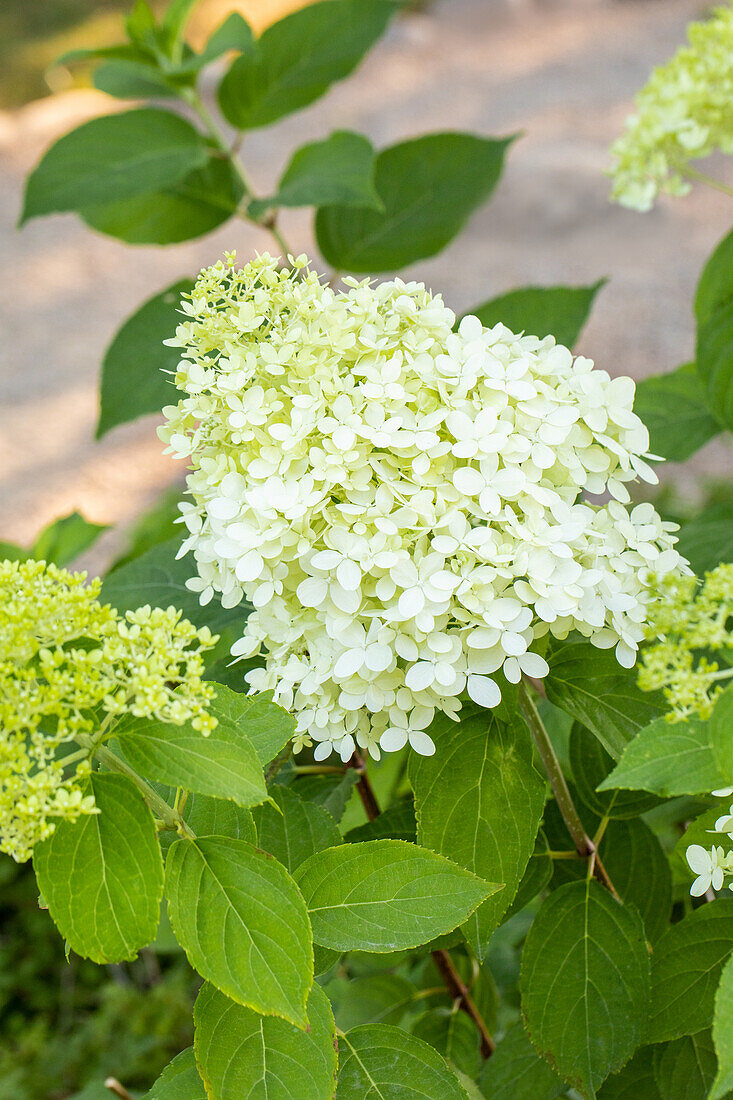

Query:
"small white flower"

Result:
[[686, 844, 727, 896]]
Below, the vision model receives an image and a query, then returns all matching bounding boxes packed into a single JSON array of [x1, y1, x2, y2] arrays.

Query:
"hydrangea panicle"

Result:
[[0, 558, 218, 861], [160, 253, 684, 763]]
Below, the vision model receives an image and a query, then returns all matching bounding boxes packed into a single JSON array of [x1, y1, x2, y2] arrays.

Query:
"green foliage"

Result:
[[695, 225, 733, 429], [712, 955, 733, 1099], [336, 1024, 468, 1099], [477, 1021, 564, 1099], [569, 721, 663, 819], [464, 281, 604, 348], [597, 1047, 660, 1099], [600, 713, 726, 796], [34, 774, 163, 964], [144, 1048, 205, 1099], [654, 1031, 719, 1100], [634, 362, 721, 461], [252, 785, 342, 873], [676, 502, 733, 574]]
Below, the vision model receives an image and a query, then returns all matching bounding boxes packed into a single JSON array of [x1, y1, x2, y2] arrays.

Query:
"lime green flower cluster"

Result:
[[639, 563, 733, 720], [609, 5, 733, 211], [0, 559, 218, 861]]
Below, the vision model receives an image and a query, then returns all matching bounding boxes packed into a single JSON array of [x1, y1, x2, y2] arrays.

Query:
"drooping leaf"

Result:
[[708, 684, 733, 782], [34, 773, 163, 963], [336, 1024, 468, 1099], [463, 281, 604, 349], [21, 109, 209, 223], [569, 721, 663, 819], [599, 714, 725, 797], [144, 1047, 205, 1099], [249, 131, 381, 218], [294, 839, 498, 952], [82, 157, 243, 244], [217, 0, 397, 130], [316, 132, 513, 272], [97, 279, 193, 437], [633, 362, 720, 461], [676, 503, 733, 574], [520, 878, 650, 1095], [546, 636, 668, 759], [477, 1020, 565, 1100], [412, 1007, 483, 1078], [253, 785, 342, 872], [597, 1047, 660, 1099], [410, 709, 545, 959], [653, 1030, 719, 1100], [31, 511, 109, 567], [194, 982, 337, 1099], [165, 835, 313, 1025], [647, 900, 733, 1044], [695, 226, 733, 429]]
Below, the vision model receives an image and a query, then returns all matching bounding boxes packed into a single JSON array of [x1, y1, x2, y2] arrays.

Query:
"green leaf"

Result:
[[676, 503, 733, 574], [599, 713, 725, 797], [569, 721, 663, 819], [31, 511, 108, 566], [712, 955, 733, 1099], [199, 13, 254, 65], [93, 59, 178, 98], [290, 769, 358, 821], [194, 982, 337, 1099], [410, 710, 545, 959], [502, 830, 553, 921], [82, 156, 242, 245], [21, 108, 209, 223], [647, 900, 733, 1043], [113, 485, 182, 569], [253, 785, 341, 872], [56, 44, 149, 67], [316, 132, 512, 272], [696, 226, 733, 429], [633, 362, 721, 461], [463, 281, 604, 349], [597, 819, 671, 944], [165, 835, 312, 1024], [336, 1023, 469, 1099], [412, 1007, 482, 1078], [180, 792, 256, 844], [217, 0, 396, 130], [709, 683, 733, 782], [97, 279, 192, 437], [116, 692, 267, 810], [0, 541, 29, 562], [249, 130, 381, 218], [597, 1047, 660, 1099], [329, 973, 418, 1031], [545, 636, 667, 759], [520, 878, 650, 1095], [345, 798, 416, 843], [33, 773, 163, 963], [294, 838, 497, 952], [477, 1020, 565, 1100], [654, 1031, 720, 1100], [208, 685, 294, 766], [144, 1047, 205, 1099]]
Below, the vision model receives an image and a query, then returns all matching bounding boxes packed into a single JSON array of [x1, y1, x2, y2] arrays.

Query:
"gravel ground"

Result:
[[0, 0, 730, 573]]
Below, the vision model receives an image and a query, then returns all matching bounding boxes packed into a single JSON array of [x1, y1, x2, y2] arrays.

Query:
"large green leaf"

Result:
[[654, 1031, 719, 1100], [144, 1047, 205, 1099], [208, 685, 294, 766], [116, 688, 268, 809], [712, 955, 733, 1100], [676, 503, 733, 574], [253, 785, 341, 872], [249, 130, 381, 218], [34, 773, 163, 963], [294, 839, 497, 952], [477, 1020, 564, 1100], [597, 819, 671, 944], [463, 281, 604, 349], [336, 1024, 468, 1099], [82, 157, 243, 244], [597, 1047, 660, 1099], [93, 58, 179, 98], [545, 637, 667, 759], [569, 721, 663, 820], [193, 982, 337, 1099], [31, 511, 109, 567], [165, 835, 313, 1025], [21, 108, 209, 222], [633, 362, 720, 461], [647, 900, 733, 1044], [97, 279, 193, 437], [709, 684, 733, 782], [520, 879, 650, 1095], [410, 710, 545, 960], [599, 714, 725, 797], [696, 226, 733, 429], [316, 132, 512, 272]]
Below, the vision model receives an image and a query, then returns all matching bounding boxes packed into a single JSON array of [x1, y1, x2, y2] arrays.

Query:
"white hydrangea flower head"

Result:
[[160, 252, 684, 761]]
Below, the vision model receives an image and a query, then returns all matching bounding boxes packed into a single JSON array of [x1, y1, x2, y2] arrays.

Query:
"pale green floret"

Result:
[[609, 5, 733, 210], [639, 563, 733, 720], [0, 558, 218, 861]]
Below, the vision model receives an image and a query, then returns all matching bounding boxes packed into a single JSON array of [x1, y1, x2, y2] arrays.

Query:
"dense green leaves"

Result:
[[316, 132, 512, 272], [345, 799, 417, 843], [464, 281, 604, 349], [204, 685, 294, 767], [249, 131, 381, 218], [144, 1047, 205, 1099], [194, 982, 337, 1100], [294, 839, 497, 952], [569, 721, 663, 819], [712, 955, 733, 1099], [654, 1031, 719, 1100], [253, 785, 342, 872], [676, 502, 733, 574], [329, 973, 418, 1030], [31, 511, 109, 566], [410, 710, 545, 959], [336, 1024, 468, 1099], [34, 773, 163, 963], [21, 109, 208, 223], [647, 900, 733, 1044], [695, 226, 733, 429], [520, 879, 650, 1095], [597, 1047, 660, 1099], [477, 1021, 564, 1100], [97, 279, 193, 437], [218, 0, 396, 129], [600, 713, 725, 797], [709, 684, 733, 781], [413, 1008, 482, 1078], [633, 362, 720, 461], [545, 637, 667, 759], [165, 836, 313, 1025]]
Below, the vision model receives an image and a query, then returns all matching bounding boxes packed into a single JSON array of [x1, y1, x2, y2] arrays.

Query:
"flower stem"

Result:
[[105, 1079, 134, 1100], [680, 164, 733, 198]]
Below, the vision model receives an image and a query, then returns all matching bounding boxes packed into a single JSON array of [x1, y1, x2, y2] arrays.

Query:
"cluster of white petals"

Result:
[[160, 253, 683, 761], [687, 788, 733, 896]]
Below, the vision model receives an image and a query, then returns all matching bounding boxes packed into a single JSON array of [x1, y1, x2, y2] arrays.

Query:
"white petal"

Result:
[[453, 467, 484, 495], [313, 741, 334, 762], [519, 652, 550, 678], [409, 730, 436, 756], [690, 874, 711, 897], [337, 558, 362, 591], [297, 576, 328, 608], [467, 674, 501, 709], [686, 845, 711, 874], [235, 550, 264, 582], [380, 727, 408, 752], [398, 587, 425, 618], [405, 662, 436, 691], [334, 649, 365, 678]]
